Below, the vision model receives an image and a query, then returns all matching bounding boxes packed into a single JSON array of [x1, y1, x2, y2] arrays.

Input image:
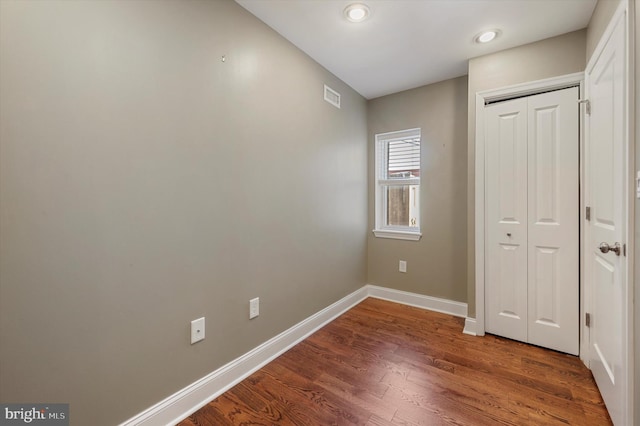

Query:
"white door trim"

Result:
[[474, 72, 585, 341], [584, 1, 634, 423]]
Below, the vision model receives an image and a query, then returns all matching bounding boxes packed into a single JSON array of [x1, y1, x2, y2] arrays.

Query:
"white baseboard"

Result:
[[119, 285, 468, 426], [119, 286, 368, 426], [365, 284, 468, 318], [463, 317, 477, 336]]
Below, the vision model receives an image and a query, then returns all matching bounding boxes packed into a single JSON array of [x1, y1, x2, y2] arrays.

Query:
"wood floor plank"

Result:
[[365, 414, 396, 426], [177, 298, 612, 425]]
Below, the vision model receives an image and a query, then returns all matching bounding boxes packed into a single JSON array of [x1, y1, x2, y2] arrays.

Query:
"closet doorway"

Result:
[[484, 86, 579, 355]]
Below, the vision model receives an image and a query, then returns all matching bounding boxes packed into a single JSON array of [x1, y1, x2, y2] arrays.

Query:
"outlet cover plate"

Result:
[[399, 260, 407, 273], [191, 317, 205, 344], [249, 297, 259, 319]]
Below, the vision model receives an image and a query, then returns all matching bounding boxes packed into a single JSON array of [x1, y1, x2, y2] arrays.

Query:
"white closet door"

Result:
[[526, 87, 579, 355], [485, 87, 579, 353], [485, 98, 528, 343], [586, 11, 627, 423]]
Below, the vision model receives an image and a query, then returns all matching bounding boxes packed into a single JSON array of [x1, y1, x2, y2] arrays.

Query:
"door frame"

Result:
[[473, 72, 586, 354]]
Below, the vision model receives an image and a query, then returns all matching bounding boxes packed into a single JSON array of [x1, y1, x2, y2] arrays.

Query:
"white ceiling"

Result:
[[235, 0, 597, 99]]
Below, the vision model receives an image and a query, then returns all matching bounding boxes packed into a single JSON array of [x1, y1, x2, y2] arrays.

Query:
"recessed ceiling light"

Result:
[[344, 3, 370, 23], [475, 30, 500, 44]]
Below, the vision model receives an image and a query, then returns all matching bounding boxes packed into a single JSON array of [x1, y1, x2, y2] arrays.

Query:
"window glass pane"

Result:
[[375, 128, 421, 236], [387, 138, 420, 179], [385, 184, 419, 227]]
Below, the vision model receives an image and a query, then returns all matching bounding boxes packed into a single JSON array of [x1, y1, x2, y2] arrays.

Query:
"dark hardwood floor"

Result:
[[178, 298, 611, 425]]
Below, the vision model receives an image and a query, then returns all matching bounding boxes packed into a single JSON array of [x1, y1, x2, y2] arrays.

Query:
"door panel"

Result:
[[527, 87, 579, 355], [593, 255, 617, 381], [498, 243, 522, 318], [586, 10, 626, 424], [485, 99, 528, 342], [532, 246, 558, 326]]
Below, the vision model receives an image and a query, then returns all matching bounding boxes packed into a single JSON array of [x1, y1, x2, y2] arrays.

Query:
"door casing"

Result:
[[473, 72, 588, 356]]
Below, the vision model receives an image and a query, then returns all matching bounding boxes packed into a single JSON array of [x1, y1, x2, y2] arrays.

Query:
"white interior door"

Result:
[[485, 88, 579, 355], [527, 87, 579, 355], [485, 98, 528, 343], [585, 9, 628, 425]]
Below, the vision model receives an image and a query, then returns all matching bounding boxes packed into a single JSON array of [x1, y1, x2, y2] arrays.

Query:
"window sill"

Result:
[[372, 229, 422, 241]]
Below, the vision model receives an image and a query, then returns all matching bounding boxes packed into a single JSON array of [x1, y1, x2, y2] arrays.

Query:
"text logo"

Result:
[[1, 404, 68, 426]]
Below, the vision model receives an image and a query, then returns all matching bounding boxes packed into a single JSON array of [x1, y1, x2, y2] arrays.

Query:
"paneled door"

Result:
[[585, 8, 628, 425], [485, 87, 579, 355], [485, 98, 528, 343]]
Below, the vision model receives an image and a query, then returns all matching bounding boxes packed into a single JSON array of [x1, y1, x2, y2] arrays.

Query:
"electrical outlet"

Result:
[[249, 297, 259, 319], [399, 260, 407, 273], [190, 317, 205, 344]]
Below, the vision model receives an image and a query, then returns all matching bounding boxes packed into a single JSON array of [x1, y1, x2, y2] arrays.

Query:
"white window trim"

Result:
[[373, 128, 422, 241], [373, 229, 422, 241]]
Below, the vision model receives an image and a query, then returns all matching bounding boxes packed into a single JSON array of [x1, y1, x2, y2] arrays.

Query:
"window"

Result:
[[373, 128, 421, 240]]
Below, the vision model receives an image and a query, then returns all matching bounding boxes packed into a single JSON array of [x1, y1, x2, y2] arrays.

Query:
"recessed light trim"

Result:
[[475, 29, 500, 44], [344, 3, 370, 23]]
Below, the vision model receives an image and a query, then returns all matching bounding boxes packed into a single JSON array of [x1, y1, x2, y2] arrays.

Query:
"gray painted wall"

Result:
[[1, 0, 636, 424], [0, 1, 368, 424], [466, 30, 587, 317], [367, 77, 468, 302], [586, 0, 623, 60]]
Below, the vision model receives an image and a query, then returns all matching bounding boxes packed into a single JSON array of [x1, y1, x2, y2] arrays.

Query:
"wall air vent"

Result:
[[324, 84, 341, 109]]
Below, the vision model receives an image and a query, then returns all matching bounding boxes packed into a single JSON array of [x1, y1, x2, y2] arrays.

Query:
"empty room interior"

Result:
[[1, 0, 639, 425]]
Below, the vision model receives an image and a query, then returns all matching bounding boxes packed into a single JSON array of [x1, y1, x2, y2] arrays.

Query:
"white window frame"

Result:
[[373, 128, 422, 241]]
